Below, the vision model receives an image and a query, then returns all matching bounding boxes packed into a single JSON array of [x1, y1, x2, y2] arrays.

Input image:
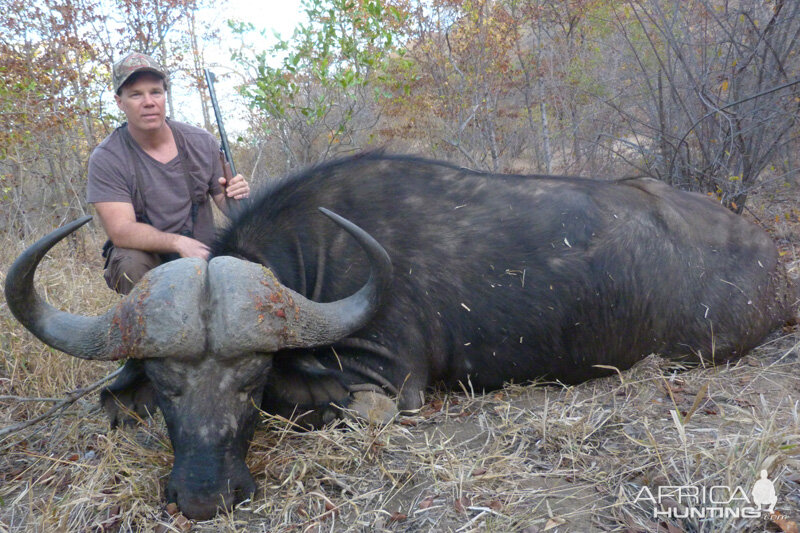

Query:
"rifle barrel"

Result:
[[204, 68, 236, 176]]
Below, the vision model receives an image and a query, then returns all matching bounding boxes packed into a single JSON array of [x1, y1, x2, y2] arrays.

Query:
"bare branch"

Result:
[[0, 367, 123, 440]]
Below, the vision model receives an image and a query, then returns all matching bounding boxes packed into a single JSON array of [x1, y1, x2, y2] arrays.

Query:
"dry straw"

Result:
[[1, 217, 799, 532]]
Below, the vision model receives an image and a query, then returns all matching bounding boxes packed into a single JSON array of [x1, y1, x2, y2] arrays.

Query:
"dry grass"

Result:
[[2, 217, 800, 533]]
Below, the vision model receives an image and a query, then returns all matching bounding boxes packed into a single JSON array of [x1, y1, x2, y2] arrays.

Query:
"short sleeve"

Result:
[[86, 142, 133, 205]]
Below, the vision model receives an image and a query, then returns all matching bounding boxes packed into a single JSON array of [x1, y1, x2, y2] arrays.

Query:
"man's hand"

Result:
[[219, 174, 250, 200], [94, 201, 210, 260], [174, 234, 210, 259]]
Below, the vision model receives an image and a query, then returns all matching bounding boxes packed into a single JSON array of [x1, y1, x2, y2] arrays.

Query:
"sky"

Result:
[[169, 0, 305, 134]]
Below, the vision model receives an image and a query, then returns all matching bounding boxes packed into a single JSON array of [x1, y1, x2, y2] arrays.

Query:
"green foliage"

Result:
[[232, 0, 407, 158]]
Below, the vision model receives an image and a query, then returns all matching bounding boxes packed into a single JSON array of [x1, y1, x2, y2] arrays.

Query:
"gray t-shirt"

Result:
[[87, 120, 224, 246]]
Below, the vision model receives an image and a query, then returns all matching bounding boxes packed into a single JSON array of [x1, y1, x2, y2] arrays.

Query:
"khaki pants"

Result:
[[103, 246, 164, 295]]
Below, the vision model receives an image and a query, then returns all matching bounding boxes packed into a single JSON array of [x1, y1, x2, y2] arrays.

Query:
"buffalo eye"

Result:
[[159, 387, 183, 399], [237, 371, 268, 395]]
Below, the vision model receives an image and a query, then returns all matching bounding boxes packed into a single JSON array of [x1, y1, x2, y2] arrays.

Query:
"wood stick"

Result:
[[0, 367, 124, 439]]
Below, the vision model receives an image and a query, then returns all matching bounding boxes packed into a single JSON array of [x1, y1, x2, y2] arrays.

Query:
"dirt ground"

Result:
[[1, 186, 799, 532]]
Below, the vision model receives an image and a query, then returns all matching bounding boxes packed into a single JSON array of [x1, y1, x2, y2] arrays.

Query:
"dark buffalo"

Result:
[[5, 153, 793, 519]]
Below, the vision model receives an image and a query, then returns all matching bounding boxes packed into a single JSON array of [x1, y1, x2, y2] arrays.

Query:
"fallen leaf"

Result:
[[472, 467, 487, 476], [544, 517, 566, 530], [454, 496, 471, 513], [173, 514, 192, 533], [418, 496, 436, 509], [389, 511, 407, 522], [772, 514, 800, 533], [420, 400, 444, 417], [321, 499, 339, 519], [165, 503, 179, 516]]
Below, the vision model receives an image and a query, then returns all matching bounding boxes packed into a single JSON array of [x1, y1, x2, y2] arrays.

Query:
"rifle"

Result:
[[203, 68, 237, 194]]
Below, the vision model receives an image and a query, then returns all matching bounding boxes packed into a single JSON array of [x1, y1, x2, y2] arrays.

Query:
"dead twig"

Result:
[[0, 395, 63, 403], [0, 367, 123, 440]]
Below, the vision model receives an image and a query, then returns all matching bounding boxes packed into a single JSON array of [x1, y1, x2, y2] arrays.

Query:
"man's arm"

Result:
[[94, 201, 210, 259], [212, 173, 250, 216]]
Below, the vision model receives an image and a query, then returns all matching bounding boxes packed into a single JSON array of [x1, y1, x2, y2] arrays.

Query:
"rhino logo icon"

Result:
[[751, 470, 777, 513]]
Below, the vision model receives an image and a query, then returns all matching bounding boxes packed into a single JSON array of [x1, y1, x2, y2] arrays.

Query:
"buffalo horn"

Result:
[[207, 208, 393, 354], [4, 216, 118, 360], [279, 208, 392, 347], [5, 217, 208, 361]]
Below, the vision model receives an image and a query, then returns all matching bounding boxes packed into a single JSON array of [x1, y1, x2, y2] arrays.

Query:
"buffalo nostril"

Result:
[[175, 492, 247, 520], [166, 454, 256, 519], [235, 477, 257, 505], [169, 477, 256, 519], [222, 478, 257, 513], [177, 498, 220, 521]]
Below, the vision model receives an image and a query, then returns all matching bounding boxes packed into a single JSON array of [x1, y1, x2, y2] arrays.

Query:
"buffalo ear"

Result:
[[100, 360, 158, 428]]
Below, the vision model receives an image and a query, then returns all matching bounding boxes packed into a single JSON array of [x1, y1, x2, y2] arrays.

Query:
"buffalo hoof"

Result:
[[100, 359, 158, 428], [346, 390, 398, 425]]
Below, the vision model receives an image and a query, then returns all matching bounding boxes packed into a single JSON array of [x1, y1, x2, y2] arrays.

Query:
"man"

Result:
[[87, 52, 250, 295]]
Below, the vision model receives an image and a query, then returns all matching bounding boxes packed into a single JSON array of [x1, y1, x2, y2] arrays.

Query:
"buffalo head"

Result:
[[4, 209, 392, 519]]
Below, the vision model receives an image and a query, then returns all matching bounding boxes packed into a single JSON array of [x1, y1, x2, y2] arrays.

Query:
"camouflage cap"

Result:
[[112, 52, 168, 94]]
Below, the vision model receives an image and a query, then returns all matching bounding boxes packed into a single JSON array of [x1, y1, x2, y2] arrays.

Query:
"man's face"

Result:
[[115, 73, 167, 134]]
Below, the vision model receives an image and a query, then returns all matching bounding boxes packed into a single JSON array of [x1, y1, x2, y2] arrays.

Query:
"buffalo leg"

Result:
[[261, 349, 407, 426]]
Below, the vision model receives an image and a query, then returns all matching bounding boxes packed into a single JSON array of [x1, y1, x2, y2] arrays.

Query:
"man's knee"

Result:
[[104, 247, 161, 295]]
